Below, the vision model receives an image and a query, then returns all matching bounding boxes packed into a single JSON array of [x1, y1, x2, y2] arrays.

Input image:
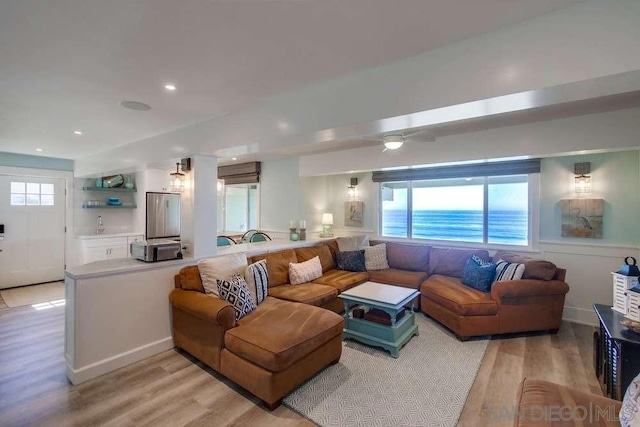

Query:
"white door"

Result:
[[0, 175, 66, 289]]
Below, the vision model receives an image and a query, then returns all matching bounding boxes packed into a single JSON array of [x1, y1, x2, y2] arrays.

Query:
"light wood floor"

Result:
[[0, 294, 601, 426]]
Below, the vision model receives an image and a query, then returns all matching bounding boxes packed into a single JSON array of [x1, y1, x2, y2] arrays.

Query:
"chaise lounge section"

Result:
[[169, 266, 344, 409]]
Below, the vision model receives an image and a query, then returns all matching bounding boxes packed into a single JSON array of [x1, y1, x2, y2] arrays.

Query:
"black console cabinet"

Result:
[[593, 303, 640, 400]]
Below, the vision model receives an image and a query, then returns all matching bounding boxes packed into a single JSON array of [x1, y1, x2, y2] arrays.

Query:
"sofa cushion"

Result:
[[295, 244, 336, 273], [216, 274, 256, 320], [245, 259, 268, 305], [461, 255, 496, 293], [249, 249, 298, 287], [312, 269, 369, 293], [199, 253, 248, 296], [494, 259, 525, 282], [179, 265, 205, 293], [429, 248, 490, 278], [421, 275, 498, 316], [289, 256, 323, 285], [267, 283, 338, 307], [362, 244, 389, 271], [493, 251, 557, 281], [225, 297, 344, 372], [336, 250, 367, 272], [516, 378, 621, 427], [336, 234, 369, 251], [369, 268, 427, 290], [383, 241, 431, 272]]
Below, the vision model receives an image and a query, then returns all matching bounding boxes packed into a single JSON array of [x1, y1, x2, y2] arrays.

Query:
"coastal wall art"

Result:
[[345, 201, 364, 227], [560, 198, 604, 238]]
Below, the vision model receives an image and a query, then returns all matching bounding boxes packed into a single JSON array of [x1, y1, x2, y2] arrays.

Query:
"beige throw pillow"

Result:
[[198, 253, 248, 296], [362, 243, 389, 271], [289, 256, 323, 285]]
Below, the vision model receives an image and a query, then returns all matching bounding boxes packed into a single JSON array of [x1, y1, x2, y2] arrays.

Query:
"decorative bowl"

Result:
[[620, 319, 640, 334]]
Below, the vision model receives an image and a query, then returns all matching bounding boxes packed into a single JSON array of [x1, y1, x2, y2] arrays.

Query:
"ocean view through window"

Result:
[[381, 175, 529, 246]]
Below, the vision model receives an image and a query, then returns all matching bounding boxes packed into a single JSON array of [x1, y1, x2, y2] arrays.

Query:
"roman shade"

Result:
[[371, 159, 540, 182], [218, 161, 261, 184]]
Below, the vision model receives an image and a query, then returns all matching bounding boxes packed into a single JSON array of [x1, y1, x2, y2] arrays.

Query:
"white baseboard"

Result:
[[66, 337, 174, 385], [562, 305, 599, 327]]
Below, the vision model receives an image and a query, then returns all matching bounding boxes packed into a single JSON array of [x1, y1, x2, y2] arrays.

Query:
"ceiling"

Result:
[[0, 0, 583, 161]]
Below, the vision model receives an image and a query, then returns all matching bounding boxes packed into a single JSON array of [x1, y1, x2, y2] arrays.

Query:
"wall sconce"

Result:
[[170, 162, 185, 193], [169, 158, 191, 193], [347, 177, 358, 200], [574, 162, 591, 193], [320, 213, 334, 238]]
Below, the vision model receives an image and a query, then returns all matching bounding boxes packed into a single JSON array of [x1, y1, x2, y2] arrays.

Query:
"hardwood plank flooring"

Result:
[[0, 300, 600, 427]]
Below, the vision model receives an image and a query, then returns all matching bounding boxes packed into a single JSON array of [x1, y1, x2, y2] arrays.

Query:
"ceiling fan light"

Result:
[[384, 141, 403, 150], [382, 134, 404, 150]]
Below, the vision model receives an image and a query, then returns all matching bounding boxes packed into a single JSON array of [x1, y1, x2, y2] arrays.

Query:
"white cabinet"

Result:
[[78, 234, 144, 264]]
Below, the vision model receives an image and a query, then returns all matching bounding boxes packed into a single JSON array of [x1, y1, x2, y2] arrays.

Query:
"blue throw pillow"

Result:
[[461, 254, 496, 292], [336, 250, 367, 272]]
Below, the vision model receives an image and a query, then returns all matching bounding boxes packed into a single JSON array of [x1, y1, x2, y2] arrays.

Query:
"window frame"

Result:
[[10, 181, 55, 206], [378, 173, 539, 251], [218, 181, 260, 234]]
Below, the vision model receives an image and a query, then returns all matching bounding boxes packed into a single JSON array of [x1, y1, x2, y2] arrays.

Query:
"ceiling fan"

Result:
[[364, 129, 436, 152]]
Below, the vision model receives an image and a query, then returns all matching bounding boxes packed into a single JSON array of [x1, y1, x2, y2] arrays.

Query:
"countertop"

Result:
[[76, 232, 144, 240], [65, 237, 331, 279]]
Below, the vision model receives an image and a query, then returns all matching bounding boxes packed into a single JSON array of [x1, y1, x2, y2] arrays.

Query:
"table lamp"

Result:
[[320, 213, 334, 237]]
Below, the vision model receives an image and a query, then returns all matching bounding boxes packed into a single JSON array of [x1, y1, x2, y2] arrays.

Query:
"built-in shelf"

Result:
[[83, 187, 137, 192], [82, 204, 137, 209]]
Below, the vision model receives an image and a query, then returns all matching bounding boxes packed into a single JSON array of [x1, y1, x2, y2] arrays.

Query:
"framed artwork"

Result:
[[345, 201, 364, 227], [560, 199, 604, 238]]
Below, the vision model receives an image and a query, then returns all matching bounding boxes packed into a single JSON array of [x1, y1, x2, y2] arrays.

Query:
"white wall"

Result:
[[259, 157, 303, 233]]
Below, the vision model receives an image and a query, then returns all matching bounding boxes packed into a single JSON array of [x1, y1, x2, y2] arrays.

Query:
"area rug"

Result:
[[284, 314, 488, 427], [0, 281, 65, 308]]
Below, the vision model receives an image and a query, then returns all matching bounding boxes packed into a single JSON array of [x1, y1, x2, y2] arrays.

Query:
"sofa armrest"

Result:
[[169, 289, 236, 330], [491, 279, 569, 301]]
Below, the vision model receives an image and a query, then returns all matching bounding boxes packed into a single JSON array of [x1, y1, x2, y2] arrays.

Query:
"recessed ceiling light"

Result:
[[120, 101, 152, 111], [232, 157, 237, 161], [74, 130, 83, 135], [464, 178, 473, 181], [164, 84, 177, 91], [36, 148, 43, 152]]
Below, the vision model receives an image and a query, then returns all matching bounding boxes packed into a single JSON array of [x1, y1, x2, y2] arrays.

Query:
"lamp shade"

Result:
[[321, 213, 334, 225]]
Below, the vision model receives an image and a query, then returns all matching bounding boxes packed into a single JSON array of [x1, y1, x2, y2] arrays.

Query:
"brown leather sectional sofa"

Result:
[[169, 238, 569, 408]]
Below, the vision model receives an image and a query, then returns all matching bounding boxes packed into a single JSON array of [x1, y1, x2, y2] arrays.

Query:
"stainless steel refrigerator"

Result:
[[146, 192, 181, 239]]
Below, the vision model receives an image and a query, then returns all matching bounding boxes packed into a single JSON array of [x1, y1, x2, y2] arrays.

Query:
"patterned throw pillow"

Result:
[[216, 274, 256, 320], [620, 372, 640, 427], [336, 250, 367, 272], [461, 254, 496, 292], [336, 235, 370, 251], [362, 244, 389, 271], [494, 258, 525, 282], [245, 259, 268, 305], [289, 256, 323, 285]]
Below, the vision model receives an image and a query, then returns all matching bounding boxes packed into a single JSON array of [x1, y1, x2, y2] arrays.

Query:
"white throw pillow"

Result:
[[245, 259, 269, 305], [362, 244, 389, 271], [620, 372, 640, 427], [493, 259, 525, 282], [198, 253, 248, 296], [289, 256, 323, 285], [336, 234, 370, 251]]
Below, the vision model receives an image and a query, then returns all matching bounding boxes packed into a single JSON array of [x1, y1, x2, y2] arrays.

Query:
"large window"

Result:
[[381, 175, 529, 246], [217, 181, 259, 233]]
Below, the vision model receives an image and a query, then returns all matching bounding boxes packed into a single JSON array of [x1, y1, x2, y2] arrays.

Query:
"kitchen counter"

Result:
[[75, 232, 144, 240], [65, 237, 329, 279]]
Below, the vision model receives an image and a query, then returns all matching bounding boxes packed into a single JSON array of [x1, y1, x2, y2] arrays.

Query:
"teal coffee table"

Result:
[[339, 282, 420, 358]]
